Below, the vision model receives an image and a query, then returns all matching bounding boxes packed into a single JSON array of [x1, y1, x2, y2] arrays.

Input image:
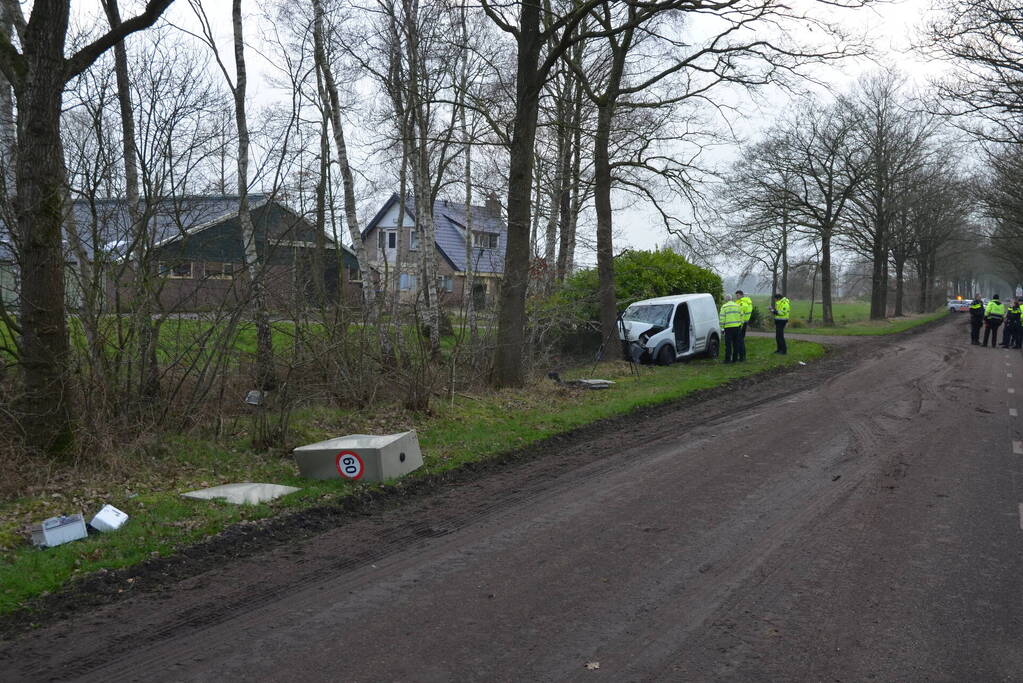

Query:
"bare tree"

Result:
[[101, 0, 161, 403], [0, 0, 175, 454], [718, 138, 800, 296], [843, 71, 941, 319], [766, 100, 867, 324], [923, 0, 1023, 145], [312, 0, 372, 313], [187, 0, 276, 390]]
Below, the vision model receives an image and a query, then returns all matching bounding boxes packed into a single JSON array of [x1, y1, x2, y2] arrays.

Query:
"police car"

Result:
[[947, 298, 970, 312]]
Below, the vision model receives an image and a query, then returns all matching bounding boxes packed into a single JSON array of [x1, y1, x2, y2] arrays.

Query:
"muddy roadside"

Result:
[[0, 316, 952, 640]]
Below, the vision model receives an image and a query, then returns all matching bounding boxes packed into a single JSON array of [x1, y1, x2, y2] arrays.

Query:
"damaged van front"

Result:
[[619, 293, 722, 365]]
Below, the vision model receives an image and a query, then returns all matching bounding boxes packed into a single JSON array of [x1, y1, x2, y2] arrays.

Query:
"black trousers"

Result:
[[724, 326, 741, 362], [970, 319, 983, 344], [1007, 322, 1022, 348], [983, 321, 1002, 346], [1003, 322, 1016, 346], [774, 319, 788, 354]]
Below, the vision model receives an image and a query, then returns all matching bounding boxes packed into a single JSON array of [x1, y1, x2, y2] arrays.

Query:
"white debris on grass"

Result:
[[31, 514, 88, 548], [181, 483, 301, 505], [90, 504, 129, 532]]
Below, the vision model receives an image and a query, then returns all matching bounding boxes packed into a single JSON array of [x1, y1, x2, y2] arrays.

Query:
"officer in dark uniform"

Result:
[[982, 294, 1005, 347], [969, 294, 985, 345], [1002, 298, 1018, 349], [1003, 298, 1022, 347]]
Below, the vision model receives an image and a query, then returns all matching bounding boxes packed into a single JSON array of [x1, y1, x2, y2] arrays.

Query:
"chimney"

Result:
[[485, 191, 501, 217]]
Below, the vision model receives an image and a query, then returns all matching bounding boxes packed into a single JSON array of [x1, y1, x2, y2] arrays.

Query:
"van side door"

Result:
[[672, 303, 690, 354]]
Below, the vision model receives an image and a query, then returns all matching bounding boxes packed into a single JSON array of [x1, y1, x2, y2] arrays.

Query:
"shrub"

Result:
[[561, 249, 723, 321], [748, 305, 763, 329]]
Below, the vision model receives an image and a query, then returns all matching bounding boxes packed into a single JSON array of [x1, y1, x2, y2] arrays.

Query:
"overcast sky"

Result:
[[81, 0, 955, 267]]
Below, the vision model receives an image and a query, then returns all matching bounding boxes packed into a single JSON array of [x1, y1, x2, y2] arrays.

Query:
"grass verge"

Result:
[[782, 309, 949, 336], [0, 337, 823, 615]]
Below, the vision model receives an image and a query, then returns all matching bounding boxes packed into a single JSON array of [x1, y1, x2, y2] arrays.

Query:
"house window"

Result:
[[388, 232, 397, 249], [439, 275, 453, 292], [347, 266, 361, 282], [160, 261, 193, 279], [410, 230, 418, 251], [207, 262, 234, 279], [472, 231, 499, 249], [399, 273, 417, 291], [378, 230, 385, 251]]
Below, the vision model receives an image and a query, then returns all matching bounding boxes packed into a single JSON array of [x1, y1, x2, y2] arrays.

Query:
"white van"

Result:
[[619, 293, 722, 364]]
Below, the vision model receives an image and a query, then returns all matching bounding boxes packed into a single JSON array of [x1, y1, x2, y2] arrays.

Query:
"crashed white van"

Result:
[[619, 293, 721, 364]]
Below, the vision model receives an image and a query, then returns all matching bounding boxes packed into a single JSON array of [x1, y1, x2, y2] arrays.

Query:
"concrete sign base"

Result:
[[292, 431, 424, 483]]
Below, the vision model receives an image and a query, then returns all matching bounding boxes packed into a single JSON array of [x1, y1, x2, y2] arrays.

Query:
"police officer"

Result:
[[770, 293, 790, 354], [982, 294, 1005, 347], [735, 290, 753, 360], [719, 294, 744, 363], [1004, 298, 1022, 349], [968, 293, 985, 345]]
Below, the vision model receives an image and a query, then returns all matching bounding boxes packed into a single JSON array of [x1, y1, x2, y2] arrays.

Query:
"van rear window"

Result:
[[623, 304, 672, 327]]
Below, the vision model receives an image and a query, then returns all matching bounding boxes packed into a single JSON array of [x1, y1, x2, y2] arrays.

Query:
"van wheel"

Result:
[[656, 345, 675, 366], [705, 335, 720, 358]]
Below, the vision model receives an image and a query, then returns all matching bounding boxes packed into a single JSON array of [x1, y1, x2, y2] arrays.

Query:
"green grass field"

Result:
[[750, 296, 948, 335], [0, 337, 823, 615]]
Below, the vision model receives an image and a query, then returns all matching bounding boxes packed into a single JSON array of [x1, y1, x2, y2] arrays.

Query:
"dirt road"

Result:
[[3, 316, 1021, 681]]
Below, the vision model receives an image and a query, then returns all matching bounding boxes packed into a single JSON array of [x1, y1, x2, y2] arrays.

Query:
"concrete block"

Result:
[[292, 431, 423, 483]]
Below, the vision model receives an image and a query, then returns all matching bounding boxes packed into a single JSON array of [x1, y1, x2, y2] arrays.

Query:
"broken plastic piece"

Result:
[[547, 372, 616, 389], [90, 504, 129, 533], [31, 514, 88, 548], [181, 482, 300, 505], [244, 390, 267, 406]]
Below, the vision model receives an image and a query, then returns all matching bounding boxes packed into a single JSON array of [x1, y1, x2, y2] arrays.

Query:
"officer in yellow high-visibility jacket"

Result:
[[735, 290, 753, 361], [982, 294, 1006, 347], [719, 295, 744, 363], [771, 293, 790, 354]]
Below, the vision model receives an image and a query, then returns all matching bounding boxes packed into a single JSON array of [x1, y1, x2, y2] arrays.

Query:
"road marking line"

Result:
[[1011, 408, 1018, 417], [1014, 441, 1023, 455], [1019, 504, 1023, 531], [1010, 388, 1016, 394]]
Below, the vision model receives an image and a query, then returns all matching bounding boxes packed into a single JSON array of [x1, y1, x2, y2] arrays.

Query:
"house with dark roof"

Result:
[[361, 193, 506, 308], [0, 195, 361, 313]]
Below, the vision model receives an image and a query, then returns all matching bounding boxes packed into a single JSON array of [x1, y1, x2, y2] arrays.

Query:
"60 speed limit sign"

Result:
[[335, 451, 365, 480]]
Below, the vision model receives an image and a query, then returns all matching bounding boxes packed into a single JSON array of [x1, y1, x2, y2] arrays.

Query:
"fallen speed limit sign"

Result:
[[335, 451, 364, 480]]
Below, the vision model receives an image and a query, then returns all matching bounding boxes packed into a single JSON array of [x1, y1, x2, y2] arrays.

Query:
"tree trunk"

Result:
[[15, 9, 75, 454], [313, 93, 329, 308], [492, 5, 543, 387], [781, 207, 789, 295], [103, 0, 160, 404], [916, 257, 928, 313], [821, 233, 834, 325], [313, 0, 371, 312], [232, 0, 275, 391], [556, 39, 584, 285], [893, 258, 905, 316], [2, 0, 174, 455], [594, 99, 617, 351]]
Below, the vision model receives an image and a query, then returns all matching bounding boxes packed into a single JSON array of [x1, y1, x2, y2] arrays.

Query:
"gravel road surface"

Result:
[[3, 315, 1020, 681]]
